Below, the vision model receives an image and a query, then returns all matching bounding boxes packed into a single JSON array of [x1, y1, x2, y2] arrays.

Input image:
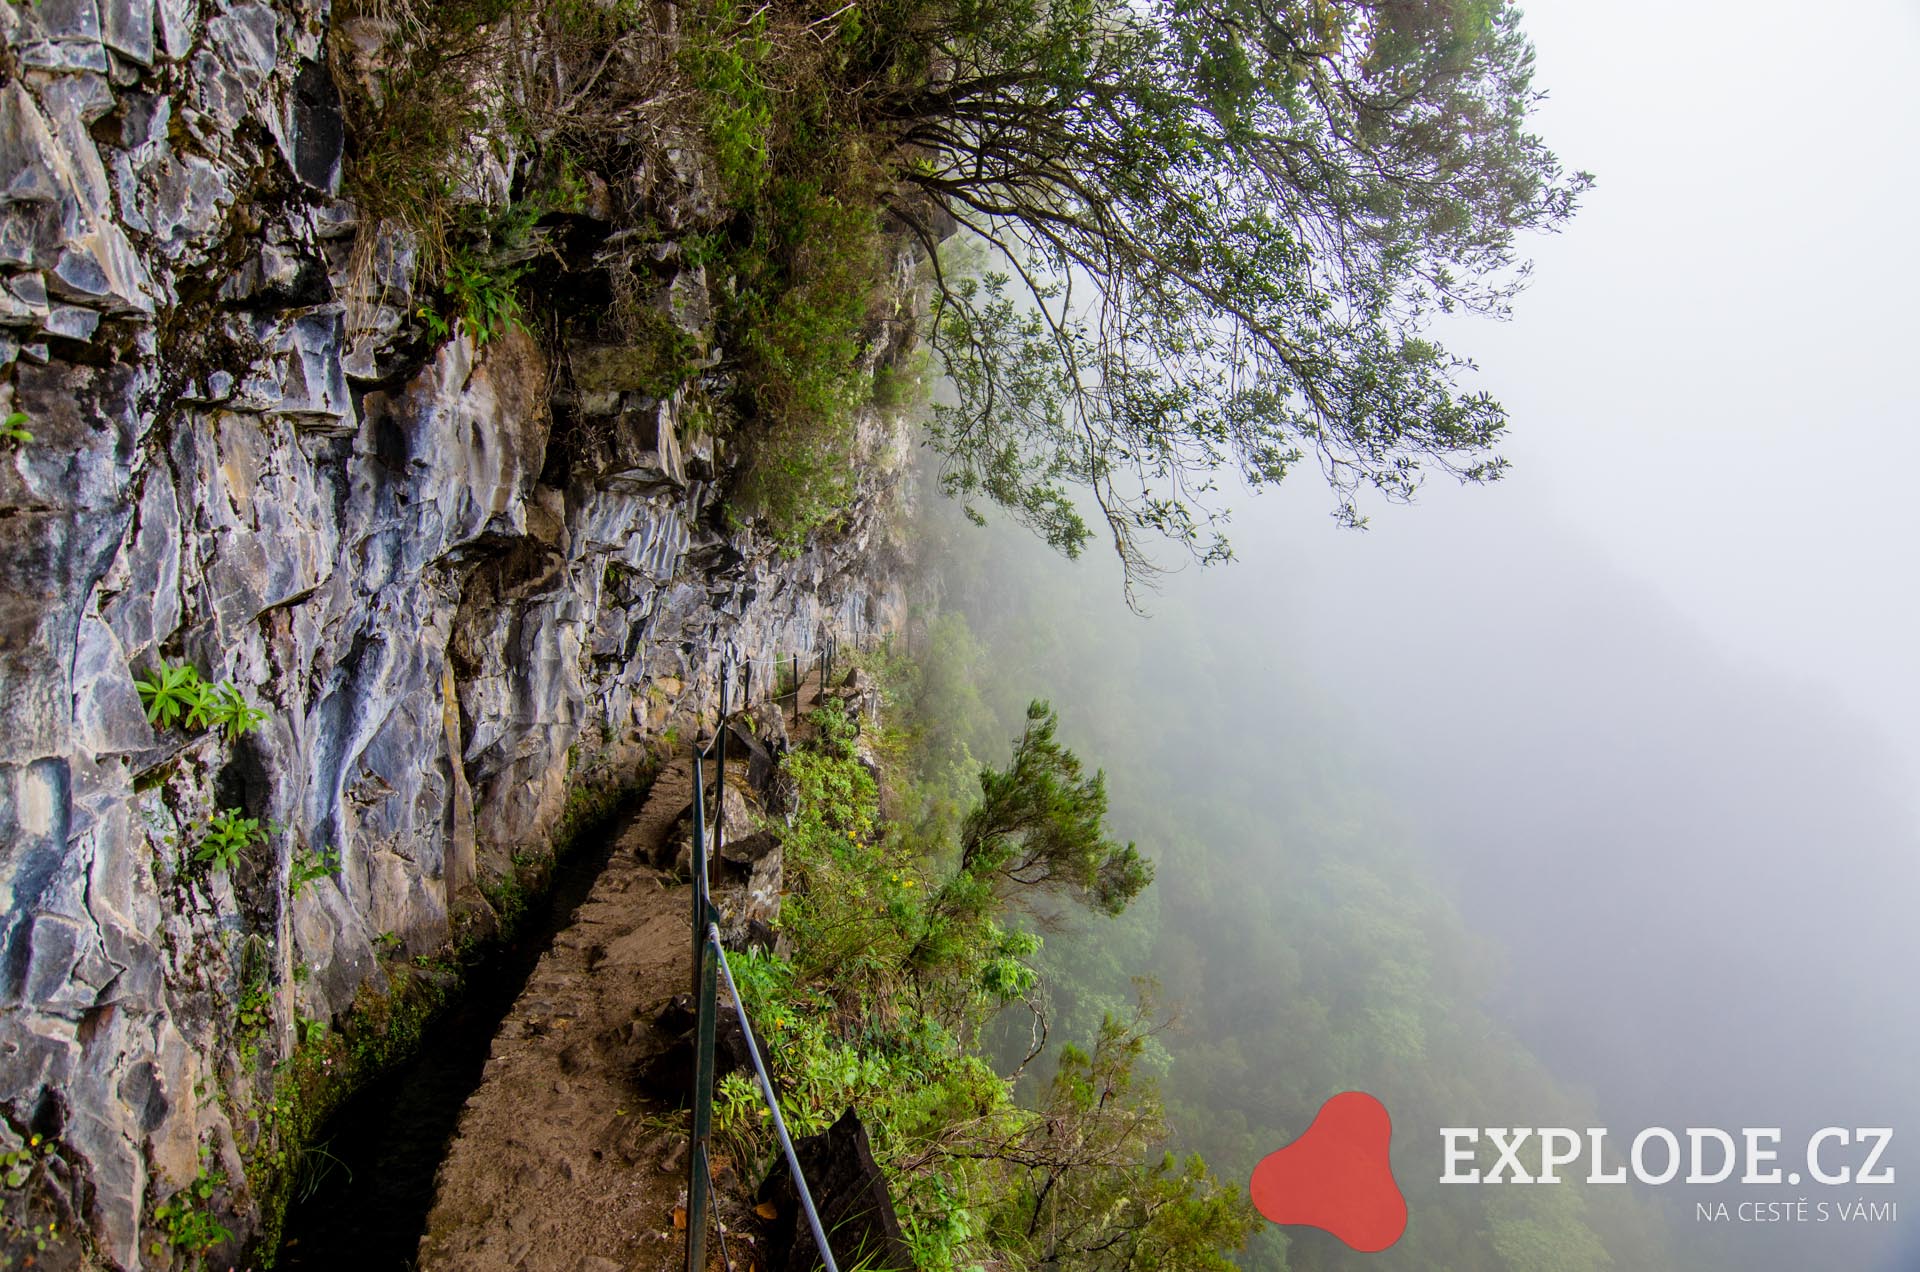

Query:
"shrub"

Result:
[[729, 180, 885, 547], [731, 686, 1237, 1270], [679, 0, 776, 203]]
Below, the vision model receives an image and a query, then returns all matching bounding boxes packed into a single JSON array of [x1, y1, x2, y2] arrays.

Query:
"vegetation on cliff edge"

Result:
[[331, 0, 1584, 572], [728, 689, 1255, 1270]]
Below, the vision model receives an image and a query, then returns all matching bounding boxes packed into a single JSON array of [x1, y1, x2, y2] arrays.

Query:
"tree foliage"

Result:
[[852, 0, 1589, 584], [329, 0, 1583, 572], [962, 700, 1151, 914], [739, 690, 1245, 1271], [1002, 1001, 1255, 1271]]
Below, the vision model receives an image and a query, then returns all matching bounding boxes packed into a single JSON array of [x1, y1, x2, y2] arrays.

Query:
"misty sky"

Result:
[[1215, 3, 1920, 1265], [1424, 0, 1920, 796], [1041, 4, 1920, 1267]]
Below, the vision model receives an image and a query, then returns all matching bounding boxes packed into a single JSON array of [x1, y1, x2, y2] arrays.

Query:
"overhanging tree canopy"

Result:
[[856, 0, 1588, 585]]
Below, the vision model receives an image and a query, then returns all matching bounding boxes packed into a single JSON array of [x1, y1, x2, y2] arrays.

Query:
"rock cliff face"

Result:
[[0, 1, 915, 1264]]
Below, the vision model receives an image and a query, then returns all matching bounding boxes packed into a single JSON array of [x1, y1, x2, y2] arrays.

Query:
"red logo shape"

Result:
[[1249, 1091, 1407, 1252]]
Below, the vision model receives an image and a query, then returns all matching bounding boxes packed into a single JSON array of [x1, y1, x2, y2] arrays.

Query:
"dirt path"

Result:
[[415, 669, 838, 1272], [416, 761, 699, 1272]]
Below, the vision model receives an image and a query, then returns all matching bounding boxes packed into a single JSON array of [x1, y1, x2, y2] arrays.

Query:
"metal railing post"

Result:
[[688, 661, 730, 1271], [688, 950, 718, 1271], [687, 742, 714, 1272], [714, 664, 728, 863]]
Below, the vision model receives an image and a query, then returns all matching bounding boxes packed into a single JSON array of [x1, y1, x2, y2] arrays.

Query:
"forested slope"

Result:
[[916, 513, 1697, 1272]]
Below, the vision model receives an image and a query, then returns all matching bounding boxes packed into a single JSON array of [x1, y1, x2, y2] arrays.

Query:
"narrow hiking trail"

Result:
[[415, 761, 695, 1272], [415, 673, 829, 1272]]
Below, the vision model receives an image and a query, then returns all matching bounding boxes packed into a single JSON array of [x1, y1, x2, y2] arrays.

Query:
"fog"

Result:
[[922, 3, 1920, 1268], [929, 484, 1920, 1269], [1196, 490, 1920, 1269], [1439, 0, 1920, 797]]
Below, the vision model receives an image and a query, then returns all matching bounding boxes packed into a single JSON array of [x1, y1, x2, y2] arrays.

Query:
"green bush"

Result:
[[679, 0, 776, 203], [730, 181, 884, 547], [770, 717, 924, 999], [668, 0, 896, 549], [421, 250, 527, 346], [719, 685, 1240, 1270]]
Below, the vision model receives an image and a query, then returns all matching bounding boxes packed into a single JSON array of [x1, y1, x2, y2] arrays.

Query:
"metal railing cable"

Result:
[[704, 1148, 736, 1272], [734, 630, 840, 727], [684, 661, 841, 1272], [707, 919, 839, 1271]]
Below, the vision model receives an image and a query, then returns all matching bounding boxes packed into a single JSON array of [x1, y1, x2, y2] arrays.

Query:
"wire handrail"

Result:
[[727, 630, 839, 728], [685, 659, 843, 1272], [707, 919, 840, 1271]]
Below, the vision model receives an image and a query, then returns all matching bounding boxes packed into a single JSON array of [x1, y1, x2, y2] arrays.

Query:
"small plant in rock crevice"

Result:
[[235, 979, 274, 1069], [149, 1164, 231, 1259], [289, 846, 339, 899], [135, 662, 207, 730], [193, 809, 266, 873], [419, 251, 527, 346], [1, 1133, 53, 1190], [1, 411, 31, 446], [193, 681, 269, 740], [135, 662, 268, 740]]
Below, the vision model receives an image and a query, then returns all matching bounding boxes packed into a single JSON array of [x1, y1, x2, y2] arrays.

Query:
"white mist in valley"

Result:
[[922, 3, 1920, 1267]]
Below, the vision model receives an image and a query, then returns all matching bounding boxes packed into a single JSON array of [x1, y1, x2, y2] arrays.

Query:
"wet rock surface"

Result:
[[760, 1108, 913, 1272], [0, 0, 916, 1262]]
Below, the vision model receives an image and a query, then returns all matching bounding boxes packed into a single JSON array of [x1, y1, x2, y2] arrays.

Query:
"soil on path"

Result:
[[417, 668, 840, 1272], [416, 759, 701, 1272], [416, 667, 837, 1272]]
